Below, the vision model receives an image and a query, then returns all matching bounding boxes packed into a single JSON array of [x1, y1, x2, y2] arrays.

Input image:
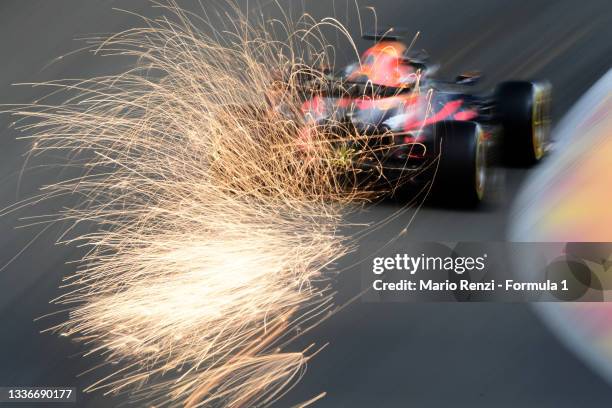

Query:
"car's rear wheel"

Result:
[[431, 121, 487, 207], [496, 81, 551, 165]]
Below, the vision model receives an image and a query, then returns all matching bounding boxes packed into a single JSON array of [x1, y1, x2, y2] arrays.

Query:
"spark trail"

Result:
[[6, 2, 422, 406]]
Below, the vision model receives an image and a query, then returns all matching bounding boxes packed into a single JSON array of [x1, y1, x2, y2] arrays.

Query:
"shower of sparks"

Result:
[[4, 2, 425, 407]]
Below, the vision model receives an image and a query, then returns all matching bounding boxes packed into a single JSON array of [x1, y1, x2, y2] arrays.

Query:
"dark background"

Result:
[[1, 1, 611, 407]]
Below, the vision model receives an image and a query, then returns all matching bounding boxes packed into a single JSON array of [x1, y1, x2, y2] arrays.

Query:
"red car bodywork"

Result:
[[300, 41, 482, 151]]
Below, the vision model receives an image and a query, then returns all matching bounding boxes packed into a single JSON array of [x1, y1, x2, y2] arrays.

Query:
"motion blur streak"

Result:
[[3, 2, 383, 406], [511, 70, 612, 241], [511, 69, 612, 386]]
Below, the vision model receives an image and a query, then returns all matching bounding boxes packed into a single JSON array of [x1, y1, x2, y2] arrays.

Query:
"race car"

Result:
[[298, 29, 552, 206]]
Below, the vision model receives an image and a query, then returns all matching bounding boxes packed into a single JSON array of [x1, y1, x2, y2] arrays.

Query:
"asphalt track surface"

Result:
[[0, 1, 611, 407]]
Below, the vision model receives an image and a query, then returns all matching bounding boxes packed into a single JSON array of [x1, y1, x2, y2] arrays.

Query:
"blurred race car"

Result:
[[298, 29, 552, 206]]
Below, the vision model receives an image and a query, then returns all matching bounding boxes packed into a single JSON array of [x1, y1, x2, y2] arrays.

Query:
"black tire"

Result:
[[496, 81, 551, 165], [431, 121, 487, 208]]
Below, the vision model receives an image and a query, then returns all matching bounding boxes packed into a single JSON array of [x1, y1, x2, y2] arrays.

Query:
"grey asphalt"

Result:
[[1, 1, 611, 407]]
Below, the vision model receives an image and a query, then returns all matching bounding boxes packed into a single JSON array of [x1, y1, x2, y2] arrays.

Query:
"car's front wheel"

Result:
[[496, 81, 552, 165]]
